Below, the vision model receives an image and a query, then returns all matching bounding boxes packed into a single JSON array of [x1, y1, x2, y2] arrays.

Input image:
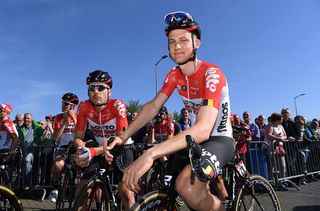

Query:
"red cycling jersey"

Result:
[[0, 119, 18, 150], [160, 61, 232, 138], [148, 120, 174, 143], [54, 113, 77, 147], [76, 99, 128, 146]]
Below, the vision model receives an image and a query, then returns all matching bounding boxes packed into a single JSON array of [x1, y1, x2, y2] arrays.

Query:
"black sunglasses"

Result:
[[88, 84, 110, 92], [63, 102, 72, 106]]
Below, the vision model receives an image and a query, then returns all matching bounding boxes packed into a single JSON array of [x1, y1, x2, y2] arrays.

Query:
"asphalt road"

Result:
[[17, 180, 320, 210]]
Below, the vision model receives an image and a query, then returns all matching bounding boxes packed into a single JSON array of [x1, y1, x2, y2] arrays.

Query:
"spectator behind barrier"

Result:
[[256, 115, 267, 141], [281, 108, 299, 141], [265, 112, 287, 178], [17, 113, 43, 189], [178, 108, 191, 132], [233, 114, 252, 161], [243, 111, 260, 141]]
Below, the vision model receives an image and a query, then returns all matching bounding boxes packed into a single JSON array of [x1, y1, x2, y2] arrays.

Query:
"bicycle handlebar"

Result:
[[186, 135, 212, 183], [108, 138, 154, 173]]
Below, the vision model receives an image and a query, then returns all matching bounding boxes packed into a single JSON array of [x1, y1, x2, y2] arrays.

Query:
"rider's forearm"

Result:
[[73, 130, 85, 148], [52, 125, 65, 142], [9, 136, 19, 153], [92, 146, 103, 156], [149, 121, 212, 160], [120, 100, 159, 142]]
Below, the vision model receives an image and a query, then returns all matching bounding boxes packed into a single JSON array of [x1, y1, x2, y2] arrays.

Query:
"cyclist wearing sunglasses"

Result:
[[48, 92, 79, 203], [73, 70, 134, 210], [105, 11, 234, 211]]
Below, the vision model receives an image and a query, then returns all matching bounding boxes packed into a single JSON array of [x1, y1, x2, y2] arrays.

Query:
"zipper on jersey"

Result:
[[185, 75, 195, 117], [185, 76, 190, 100], [99, 111, 105, 137]]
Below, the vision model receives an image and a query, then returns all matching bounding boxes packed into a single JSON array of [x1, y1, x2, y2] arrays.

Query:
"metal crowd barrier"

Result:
[[4, 139, 320, 200], [244, 140, 320, 190]]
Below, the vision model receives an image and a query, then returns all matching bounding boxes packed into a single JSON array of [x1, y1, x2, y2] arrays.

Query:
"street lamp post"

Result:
[[155, 55, 168, 95], [294, 93, 306, 116]]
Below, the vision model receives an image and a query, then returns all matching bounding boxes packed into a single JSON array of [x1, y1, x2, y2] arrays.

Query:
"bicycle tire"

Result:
[[56, 169, 73, 210], [234, 175, 281, 211], [0, 169, 12, 190], [72, 179, 116, 211], [0, 185, 23, 211], [130, 190, 180, 211]]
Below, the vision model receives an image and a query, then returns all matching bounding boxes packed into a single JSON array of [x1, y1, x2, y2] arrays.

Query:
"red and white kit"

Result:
[[76, 99, 128, 146], [161, 61, 233, 138], [54, 113, 77, 147], [0, 119, 18, 150]]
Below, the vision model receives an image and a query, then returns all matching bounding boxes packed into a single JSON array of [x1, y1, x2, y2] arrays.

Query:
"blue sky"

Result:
[[1, 0, 319, 122]]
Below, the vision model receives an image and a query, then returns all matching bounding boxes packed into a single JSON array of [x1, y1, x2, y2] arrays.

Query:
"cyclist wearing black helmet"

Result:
[[104, 11, 234, 211], [73, 70, 134, 210], [48, 92, 79, 203], [147, 106, 174, 144]]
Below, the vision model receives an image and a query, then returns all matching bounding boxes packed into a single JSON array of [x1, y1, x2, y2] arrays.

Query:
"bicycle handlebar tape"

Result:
[[186, 135, 202, 159]]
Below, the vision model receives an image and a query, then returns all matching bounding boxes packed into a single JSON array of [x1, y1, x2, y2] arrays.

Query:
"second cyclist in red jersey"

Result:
[[73, 70, 134, 210]]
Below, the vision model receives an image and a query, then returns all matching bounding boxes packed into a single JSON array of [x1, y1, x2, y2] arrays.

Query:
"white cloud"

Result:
[[5, 79, 63, 118]]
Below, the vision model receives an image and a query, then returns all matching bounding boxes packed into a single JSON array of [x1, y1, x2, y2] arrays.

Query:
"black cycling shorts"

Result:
[[167, 136, 235, 180]]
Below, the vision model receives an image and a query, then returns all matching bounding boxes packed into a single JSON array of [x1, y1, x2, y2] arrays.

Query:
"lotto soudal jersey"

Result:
[[148, 120, 174, 143], [0, 119, 18, 150], [160, 61, 232, 138], [54, 113, 77, 147], [76, 99, 128, 146]]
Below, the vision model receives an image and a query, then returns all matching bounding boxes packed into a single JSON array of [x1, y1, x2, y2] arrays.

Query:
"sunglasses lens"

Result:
[[88, 85, 108, 92], [165, 12, 190, 24], [97, 85, 107, 92], [64, 102, 71, 106]]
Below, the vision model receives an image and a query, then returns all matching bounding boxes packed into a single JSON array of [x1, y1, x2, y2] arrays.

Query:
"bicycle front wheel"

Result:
[[73, 179, 115, 211], [0, 185, 23, 211], [131, 190, 180, 211], [56, 169, 73, 210], [234, 175, 281, 211]]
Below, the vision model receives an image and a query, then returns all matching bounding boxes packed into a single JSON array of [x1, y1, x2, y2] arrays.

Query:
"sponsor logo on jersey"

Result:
[[93, 125, 115, 131], [205, 68, 220, 93], [95, 133, 115, 138], [217, 102, 229, 132], [114, 100, 126, 118], [183, 99, 201, 113]]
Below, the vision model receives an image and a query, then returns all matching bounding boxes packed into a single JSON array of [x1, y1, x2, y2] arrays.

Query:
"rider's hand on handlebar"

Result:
[[74, 147, 91, 168], [103, 136, 123, 164]]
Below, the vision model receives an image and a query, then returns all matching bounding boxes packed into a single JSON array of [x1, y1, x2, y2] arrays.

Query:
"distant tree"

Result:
[[126, 99, 143, 114], [173, 111, 180, 122]]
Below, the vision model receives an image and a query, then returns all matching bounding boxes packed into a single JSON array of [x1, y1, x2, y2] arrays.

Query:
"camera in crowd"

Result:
[[232, 125, 250, 135]]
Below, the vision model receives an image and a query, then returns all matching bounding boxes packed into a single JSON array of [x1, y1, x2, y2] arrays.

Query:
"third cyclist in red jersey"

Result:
[[73, 70, 134, 210]]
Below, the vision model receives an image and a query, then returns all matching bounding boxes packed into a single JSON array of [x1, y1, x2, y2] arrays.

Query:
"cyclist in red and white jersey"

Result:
[[0, 103, 19, 164], [104, 11, 235, 211], [147, 106, 174, 144], [73, 70, 134, 210], [48, 93, 79, 203]]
